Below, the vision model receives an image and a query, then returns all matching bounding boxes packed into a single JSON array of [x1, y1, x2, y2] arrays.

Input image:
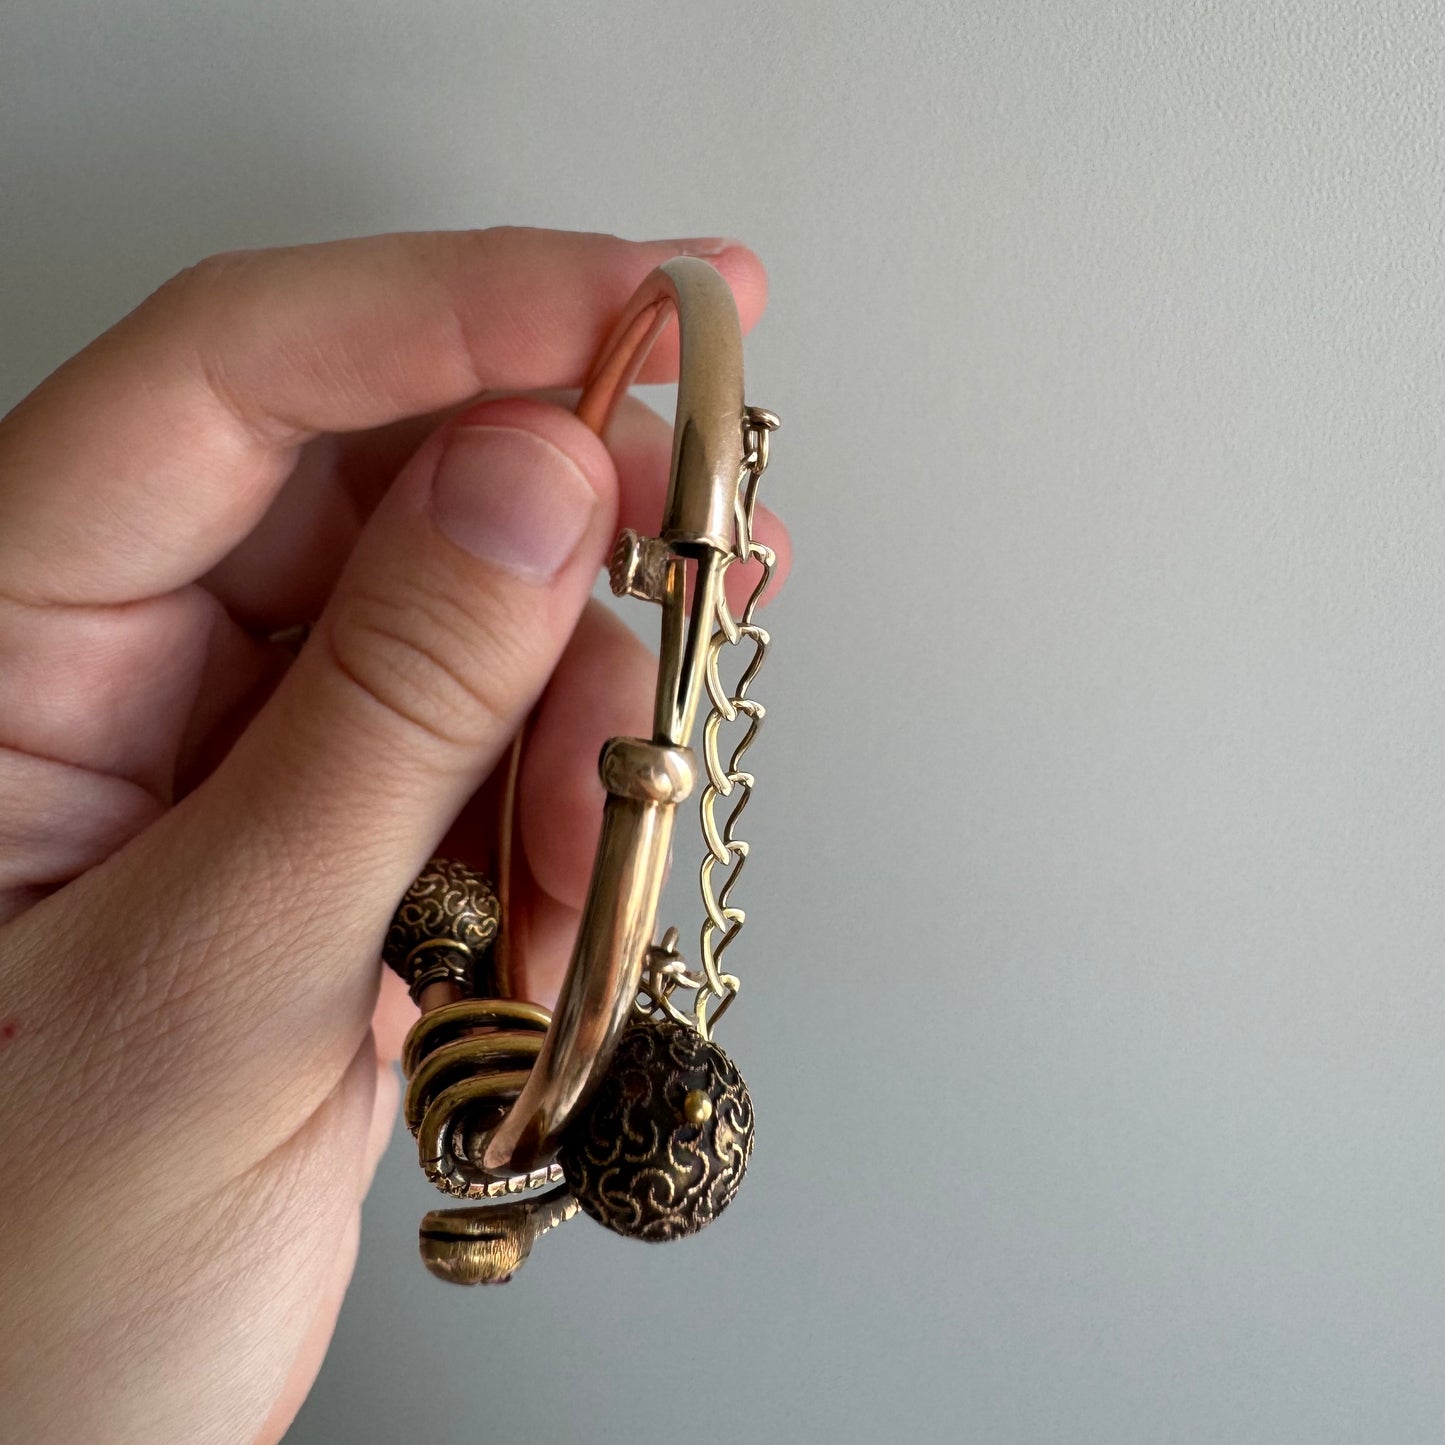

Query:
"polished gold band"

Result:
[[480, 256, 743, 1176], [388, 256, 778, 1273]]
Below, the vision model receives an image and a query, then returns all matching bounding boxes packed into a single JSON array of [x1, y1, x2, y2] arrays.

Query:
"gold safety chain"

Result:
[[639, 407, 780, 1040]]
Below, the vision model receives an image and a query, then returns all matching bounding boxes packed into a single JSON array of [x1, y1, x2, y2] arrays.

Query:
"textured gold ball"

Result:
[[559, 1019, 754, 1242], [383, 858, 500, 998]]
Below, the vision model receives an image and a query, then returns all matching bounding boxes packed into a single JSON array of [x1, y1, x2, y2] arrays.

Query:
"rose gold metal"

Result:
[[416, 979, 461, 1014], [479, 257, 748, 1176], [481, 739, 696, 1173], [493, 733, 524, 1000], [398, 257, 770, 1210]]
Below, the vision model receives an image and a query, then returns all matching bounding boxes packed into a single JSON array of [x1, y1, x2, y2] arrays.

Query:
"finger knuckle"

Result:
[[149, 248, 264, 316], [325, 575, 534, 752]]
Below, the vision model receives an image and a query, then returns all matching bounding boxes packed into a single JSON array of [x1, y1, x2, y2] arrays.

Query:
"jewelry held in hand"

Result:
[[381, 257, 780, 1283]]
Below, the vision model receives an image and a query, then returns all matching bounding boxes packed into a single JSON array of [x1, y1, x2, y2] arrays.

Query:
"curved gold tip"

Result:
[[418, 1190, 578, 1286]]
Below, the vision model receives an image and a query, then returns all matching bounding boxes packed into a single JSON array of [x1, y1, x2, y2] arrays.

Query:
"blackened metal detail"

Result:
[[383, 857, 500, 1000], [559, 1018, 754, 1241]]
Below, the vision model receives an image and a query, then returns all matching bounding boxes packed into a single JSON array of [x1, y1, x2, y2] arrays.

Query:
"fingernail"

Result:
[[430, 425, 598, 582], [672, 237, 743, 258]]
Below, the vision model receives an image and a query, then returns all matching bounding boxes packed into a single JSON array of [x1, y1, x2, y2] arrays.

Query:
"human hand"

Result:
[[0, 228, 787, 1444]]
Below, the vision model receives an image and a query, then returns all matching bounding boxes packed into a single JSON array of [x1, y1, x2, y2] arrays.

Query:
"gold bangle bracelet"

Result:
[[381, 256, 780, 1283]]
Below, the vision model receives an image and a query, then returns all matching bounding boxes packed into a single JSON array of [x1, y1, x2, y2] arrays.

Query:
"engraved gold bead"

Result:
[[559, 1018, 754, 1242], [382, 857, 500, 1000]]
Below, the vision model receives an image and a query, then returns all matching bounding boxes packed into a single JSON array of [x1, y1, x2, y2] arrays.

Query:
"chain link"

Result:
[[639, 407, 779, 1040]]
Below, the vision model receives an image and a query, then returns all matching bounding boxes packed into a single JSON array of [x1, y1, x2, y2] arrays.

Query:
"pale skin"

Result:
[[0, 228, 789, 1444]]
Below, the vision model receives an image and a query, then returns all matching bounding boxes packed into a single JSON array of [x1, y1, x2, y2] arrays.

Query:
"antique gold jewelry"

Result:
[[382, 256, 779, 1282]]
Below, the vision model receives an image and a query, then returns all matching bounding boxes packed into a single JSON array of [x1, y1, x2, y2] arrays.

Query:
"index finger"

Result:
[[0, 229, 767, 606]]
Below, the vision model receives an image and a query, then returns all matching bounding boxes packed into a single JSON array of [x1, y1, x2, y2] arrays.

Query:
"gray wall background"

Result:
[[3, 3, 1442, 1442]]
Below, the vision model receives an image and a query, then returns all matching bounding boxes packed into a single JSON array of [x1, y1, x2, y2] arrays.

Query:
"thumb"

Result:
[[267, 391, 615, 826], [0, 393, 620, 1195], [192, 394, 616, 1066]]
